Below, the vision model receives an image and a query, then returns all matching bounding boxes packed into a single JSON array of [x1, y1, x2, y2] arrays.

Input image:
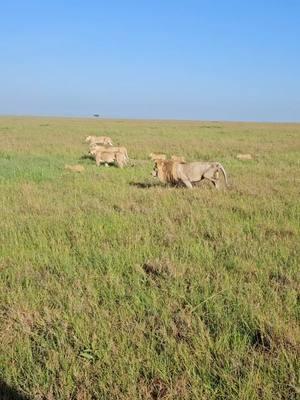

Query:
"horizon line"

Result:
[[0, 113, 300, 125]]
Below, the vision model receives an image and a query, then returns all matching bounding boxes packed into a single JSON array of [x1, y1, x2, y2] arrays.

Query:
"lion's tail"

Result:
[[218, 163, 228, 187]]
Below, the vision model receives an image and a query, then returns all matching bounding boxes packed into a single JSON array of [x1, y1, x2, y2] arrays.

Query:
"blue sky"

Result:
[[0, 0, 299, 121]]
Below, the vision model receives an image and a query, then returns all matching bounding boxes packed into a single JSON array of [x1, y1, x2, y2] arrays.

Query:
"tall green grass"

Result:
[[0, 117, 299, 399]]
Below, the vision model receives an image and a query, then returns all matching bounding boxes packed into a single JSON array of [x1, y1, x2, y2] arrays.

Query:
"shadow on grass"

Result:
[[129, 181, 161, 189], [0, 380, 31, 400], [130, 180, 229, 191], [80, 155, 94, 161]]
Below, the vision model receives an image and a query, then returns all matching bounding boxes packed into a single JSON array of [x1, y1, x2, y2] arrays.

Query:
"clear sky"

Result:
[[0, 0, 299, 121]]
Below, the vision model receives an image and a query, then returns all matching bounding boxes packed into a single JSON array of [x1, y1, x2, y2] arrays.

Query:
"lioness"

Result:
[[65, 164, 85, 173], [89, 145, 129, 160], [171, 155, 186, 163], [94, 150, 126, 168], [152, 159, 228, 189], [236, 153, 253, 160], [85, 135, 113, 146], [149, 153, 167, 161]]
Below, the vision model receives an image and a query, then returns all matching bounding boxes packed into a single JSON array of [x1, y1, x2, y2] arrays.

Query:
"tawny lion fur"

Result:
[[171, 155, 186, 163], [85, 135, 113, 146], [149, 153, 167, 161], [89, 145, 129, 160], [152, 160, 228, 189], [65, 164, 85, 173], [93, 150, 127, 168]]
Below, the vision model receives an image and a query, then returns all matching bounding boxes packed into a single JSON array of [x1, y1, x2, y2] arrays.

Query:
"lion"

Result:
[[152, 159, 228, 189], [171, 155, 186, 163], [65, 164, 85, 173], [236, 153, 253, 160], [85, 135, 113, 146], [149, 153, 167, 161], [89, 144, 129, 160], [93, 150, 127, 168]]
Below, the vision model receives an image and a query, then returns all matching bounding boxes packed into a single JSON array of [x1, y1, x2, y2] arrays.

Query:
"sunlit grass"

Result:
[[0, 116, 299, 399]]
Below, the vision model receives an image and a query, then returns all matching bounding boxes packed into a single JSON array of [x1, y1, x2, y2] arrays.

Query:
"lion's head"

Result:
[[88, 148, 97, 157], [152, 160, 179, 184]]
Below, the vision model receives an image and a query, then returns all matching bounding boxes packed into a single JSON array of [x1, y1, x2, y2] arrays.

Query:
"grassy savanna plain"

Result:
[[0, 116, 299, 400]]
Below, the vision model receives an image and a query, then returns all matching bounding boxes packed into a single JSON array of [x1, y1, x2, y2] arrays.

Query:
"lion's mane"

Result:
[[157, 160, 179, 184]]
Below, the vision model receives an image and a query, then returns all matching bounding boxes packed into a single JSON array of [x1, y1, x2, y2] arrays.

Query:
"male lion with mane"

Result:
[[152, 160, 228, 189]]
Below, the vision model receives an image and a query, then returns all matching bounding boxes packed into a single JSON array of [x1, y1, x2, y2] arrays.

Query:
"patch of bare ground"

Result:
[[142, 259, 178, 282], [269, 271, 299, 291], [170, 308, 193, 342], [250, 322, 300, 356], [138, 375, 190, 400]]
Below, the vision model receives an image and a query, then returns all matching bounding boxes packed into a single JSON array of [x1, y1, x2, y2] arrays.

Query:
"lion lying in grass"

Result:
[[149, 153, 166, 161], [171, 155, 185, 163], [149, 154, 185, 162], [65, 164, 85, 173], [152, 159, 228, 189], [85, 135, 113, 146]]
